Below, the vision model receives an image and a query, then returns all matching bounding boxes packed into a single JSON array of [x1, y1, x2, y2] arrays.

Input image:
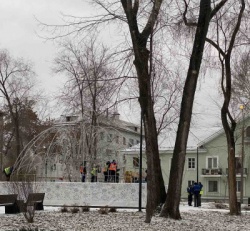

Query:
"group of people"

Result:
[[103, 160, 118, 182], [80, 160, 118, 183], [187, 181, 203, 207], [80, 164, 99, 182]]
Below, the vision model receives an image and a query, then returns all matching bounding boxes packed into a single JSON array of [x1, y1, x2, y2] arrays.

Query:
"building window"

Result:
[[236, 180, 241, 192], [136, 140, 140, 145], [115, 135, 119, 144], [129, 139, 134, 147], [100, 132, 104, 140], [107, 134, 113, 142], [235, 157, 242, 174], [134, 127, 138, 132], [188, 158, 195, 169], [208, 180, 218, 192], [207, 157, 218, 168], [188, 180, 195, 187], [106, 149, 112, 156], [246, 126, 250, 137], [123, 137, 126, 145], [133, 157, 139, 167]]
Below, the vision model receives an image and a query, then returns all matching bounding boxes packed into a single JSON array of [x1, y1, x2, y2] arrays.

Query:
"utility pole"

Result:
[[138, 109, 143, 212], [197, 147, 199, 183], [240, 104, 244, 205]]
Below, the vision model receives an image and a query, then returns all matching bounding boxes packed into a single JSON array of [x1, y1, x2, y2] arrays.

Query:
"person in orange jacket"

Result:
[[108, 160, 117, 182]]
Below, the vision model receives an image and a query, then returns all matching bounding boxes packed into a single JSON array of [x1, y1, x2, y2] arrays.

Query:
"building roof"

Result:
[[122, 126, 221, 153]]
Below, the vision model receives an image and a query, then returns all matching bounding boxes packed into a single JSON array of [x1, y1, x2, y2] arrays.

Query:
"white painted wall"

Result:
[[0, 182, 147, 207]]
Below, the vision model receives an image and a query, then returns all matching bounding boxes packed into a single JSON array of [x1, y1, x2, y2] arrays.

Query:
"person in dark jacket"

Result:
[[187, 183, 194, 206], [80, 164, 86, 182], [103, 161, 110, 182], [193, 182, 200, 207]]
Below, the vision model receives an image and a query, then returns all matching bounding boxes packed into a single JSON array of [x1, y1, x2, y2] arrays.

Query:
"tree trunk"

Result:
[[135, 47, 166, 223], [160, 0, 211, 219], [120, 0, 166, 223], [221, 55, 239, 215]]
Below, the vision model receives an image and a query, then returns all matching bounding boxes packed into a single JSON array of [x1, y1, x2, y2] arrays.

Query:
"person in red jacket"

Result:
[[80, 164, 86, 182]]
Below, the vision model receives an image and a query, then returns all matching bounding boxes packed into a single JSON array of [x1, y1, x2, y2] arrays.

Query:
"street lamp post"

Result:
[[197, 147, 199, 183], [240, 104, 245, 205], [139, 109, 143, 212]]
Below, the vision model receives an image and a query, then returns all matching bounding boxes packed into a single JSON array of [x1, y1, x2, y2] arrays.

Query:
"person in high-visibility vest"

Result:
[[91, 165, 97, 182], [3, 166, 13, 181], [198, 182, 203, 207]]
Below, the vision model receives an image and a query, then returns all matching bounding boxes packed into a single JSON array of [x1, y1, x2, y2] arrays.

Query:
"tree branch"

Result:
[[210, 0, 228, 19], [205, 37, 225, 57], [182, 0, 197, 27], [227, 0, 245, 56]]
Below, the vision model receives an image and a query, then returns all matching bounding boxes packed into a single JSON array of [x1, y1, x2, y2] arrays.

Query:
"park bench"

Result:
[[0, 194, 19, 214], [18, 193, 45, 212]]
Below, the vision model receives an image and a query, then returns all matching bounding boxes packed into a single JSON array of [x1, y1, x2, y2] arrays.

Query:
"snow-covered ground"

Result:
[[0, 202, 250, 230]]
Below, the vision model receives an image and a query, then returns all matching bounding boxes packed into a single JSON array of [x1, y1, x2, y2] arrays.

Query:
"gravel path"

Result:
[[1, 206, 250, 231]]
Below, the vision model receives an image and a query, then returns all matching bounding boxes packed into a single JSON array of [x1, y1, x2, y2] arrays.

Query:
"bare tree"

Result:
[[0, 49, 36, 159], [160, 0, 228, 219], [205, 0, 246, 215], [46, 1, 167, 222], [232, 51, 250, 105], [54, 35, 124, 175]]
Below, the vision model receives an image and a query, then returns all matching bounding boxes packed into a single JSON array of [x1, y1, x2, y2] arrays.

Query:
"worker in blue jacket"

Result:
[[193, 182, 201, 207], [187, 183, 194, 206]]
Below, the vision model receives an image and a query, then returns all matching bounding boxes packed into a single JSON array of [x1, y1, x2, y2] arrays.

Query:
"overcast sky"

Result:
[[0, 0, 92, 94], [0, 0, 224, 137]]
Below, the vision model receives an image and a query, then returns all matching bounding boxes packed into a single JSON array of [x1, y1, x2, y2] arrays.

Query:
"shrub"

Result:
[[109, 207, 117, 213], [214, 202, 228, 209], [70, 207, 80, 213], [19, 227, 38, 231], [81, 206, 90, 212], [60, 205, 69, 213], [98, 206, 109, 215]]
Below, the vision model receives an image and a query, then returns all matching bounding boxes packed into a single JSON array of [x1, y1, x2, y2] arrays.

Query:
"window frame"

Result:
[[115, 135, 119, 144], [128, 138, 134, 147], [188, 180, 195, 187], [208, 180, 218, 193], [133, 157, 139, 167], [206, 156, 218, 169], [236, 180, 241, 193], [187, 157, 196, 170], [107, 134, 113, 142]]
